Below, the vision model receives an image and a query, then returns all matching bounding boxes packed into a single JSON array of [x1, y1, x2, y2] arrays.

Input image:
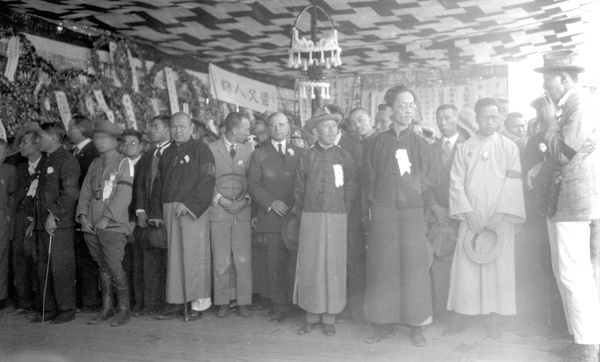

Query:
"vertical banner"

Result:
[[54, 91, 72, 129], [122, 94, 137, 130], [126, 49, 140, 93], [0, 120, 7, 142], [4, 37, 20, 82], [150, 98, 160, 116], [93, 89, 115, 123], [78, 75, 96, 115], [108, 42, 123, 88], [182, 102, 190, 116], [164, 67, 180, 114]]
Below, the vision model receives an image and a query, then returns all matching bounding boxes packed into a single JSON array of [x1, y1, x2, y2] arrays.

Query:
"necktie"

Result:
[[230, 144, 236, 158], [73, 147, 79, 156], [442, 139, 452, 162], [150, 150, 161, 194], [278, 143, 285, 160]]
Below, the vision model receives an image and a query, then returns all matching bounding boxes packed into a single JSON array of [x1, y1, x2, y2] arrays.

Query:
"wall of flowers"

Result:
[[0, 27, 220, 139]]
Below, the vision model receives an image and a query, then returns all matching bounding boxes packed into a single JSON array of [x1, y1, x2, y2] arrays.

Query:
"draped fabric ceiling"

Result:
[[2, 0, 596, 82]]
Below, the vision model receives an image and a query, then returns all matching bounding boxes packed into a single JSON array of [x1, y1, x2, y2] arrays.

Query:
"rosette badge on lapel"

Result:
[[47, 166, 54, 174], [395, 149, 411, 176], [287, 148, 294, 157]]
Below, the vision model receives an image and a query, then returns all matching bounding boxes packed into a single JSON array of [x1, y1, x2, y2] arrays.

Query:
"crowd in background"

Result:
[[0, 49, 598, 361]]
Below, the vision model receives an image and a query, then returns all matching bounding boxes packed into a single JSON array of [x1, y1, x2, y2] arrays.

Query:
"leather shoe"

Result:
[[270, 312, 286, 323], [31, 310, 59, 323], [156, 304, 183, 320], [410, 327, 427, 347], [217, 304, 230, 318], [188, 310, 202, 321], [51, 310, 75, 324], [322, 324, 336, 336], [238, 305, 250, 318], [365, 325, 395, 343], [297, 322, 317, 335]]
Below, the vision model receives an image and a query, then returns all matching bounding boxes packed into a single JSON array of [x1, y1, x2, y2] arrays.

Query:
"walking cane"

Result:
[[42, 234, 53, 326], [178, 217, 189, 322]]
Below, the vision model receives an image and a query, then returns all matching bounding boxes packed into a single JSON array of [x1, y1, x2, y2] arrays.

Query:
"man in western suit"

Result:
[[33, 123, 80, 324], [68, 115, 101, 312], [247, 112, 304, 322], [209, 112, 253, 318], [428, 104, 465, 320], [134, 116, 171, 316], [13, 125, 46, 312]]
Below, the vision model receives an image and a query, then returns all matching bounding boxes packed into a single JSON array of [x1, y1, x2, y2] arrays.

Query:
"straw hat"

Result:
[[464, 228, 506, 264], [93, 119, 123, 138], [281, 213, 300, 251]]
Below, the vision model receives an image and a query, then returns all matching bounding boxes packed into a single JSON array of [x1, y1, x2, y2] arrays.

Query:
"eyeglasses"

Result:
[[476, 115, 500, 122], [392, 103, 417, 111], [123, 141, 140, 148]]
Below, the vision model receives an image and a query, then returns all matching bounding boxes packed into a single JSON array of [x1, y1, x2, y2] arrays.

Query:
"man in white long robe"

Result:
[[446, 98, 526, 338]]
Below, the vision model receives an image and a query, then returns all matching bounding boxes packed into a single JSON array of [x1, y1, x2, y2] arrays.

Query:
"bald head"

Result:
[[267, 112, 290, 142], [348, 107, 374, 138], [170, 112, 193, 144]]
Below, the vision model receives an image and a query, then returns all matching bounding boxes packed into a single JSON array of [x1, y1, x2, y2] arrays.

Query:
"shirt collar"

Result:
[[75, 138, 92, 151], [442, 133, 459, 148], [363, 129, 376, 140], [271, 139, 286, 150], [223, 137, 237, 150], [334, 132, 342, 146], [129, 155, 142, 166], [28, 155, 42, 167], [558, 85, 580, 108]]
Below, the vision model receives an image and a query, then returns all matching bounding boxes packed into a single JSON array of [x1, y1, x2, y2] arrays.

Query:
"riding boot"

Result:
[[111, 275, 131, 327], [88, 269, 114, 325]]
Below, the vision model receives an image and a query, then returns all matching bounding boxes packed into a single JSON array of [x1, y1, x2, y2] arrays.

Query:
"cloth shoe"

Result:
[[297, 322, 318, 335], [156, 304, 183, 320], [322, 323, 336, 336], [365, 324, 395, 343], [217, 304, 230, 318], [238, 305, 251, 318], [410, 326, 427, 347]]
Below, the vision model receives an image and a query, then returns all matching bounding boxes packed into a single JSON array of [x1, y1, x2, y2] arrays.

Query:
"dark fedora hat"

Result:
[[534, 50, 585, 74]]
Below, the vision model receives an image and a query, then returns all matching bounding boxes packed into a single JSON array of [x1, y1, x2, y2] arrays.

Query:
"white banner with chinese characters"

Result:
[[209, 64, 278, 113]]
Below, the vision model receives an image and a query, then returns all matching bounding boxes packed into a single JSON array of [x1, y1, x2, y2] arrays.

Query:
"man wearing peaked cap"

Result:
[[77, 119, 134, 327], [535, 49, 600, 361], [31, 123, 80, 324]]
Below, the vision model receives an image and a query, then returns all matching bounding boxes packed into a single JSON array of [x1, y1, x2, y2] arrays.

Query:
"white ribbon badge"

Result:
[[333, 164, 344, 187], [395, 149, 411, 176]]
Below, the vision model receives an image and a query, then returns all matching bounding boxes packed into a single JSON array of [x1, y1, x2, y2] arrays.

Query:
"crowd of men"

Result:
[[0, 49, 598, 361]]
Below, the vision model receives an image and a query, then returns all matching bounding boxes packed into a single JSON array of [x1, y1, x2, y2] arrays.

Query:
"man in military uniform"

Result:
[[77, 120, 134, 327]]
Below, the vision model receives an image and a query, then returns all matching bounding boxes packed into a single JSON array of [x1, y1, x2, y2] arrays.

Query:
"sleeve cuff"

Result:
[[47, 210, 60, 221], [136, 209, 146, 215], [212, 193, 222, 206]]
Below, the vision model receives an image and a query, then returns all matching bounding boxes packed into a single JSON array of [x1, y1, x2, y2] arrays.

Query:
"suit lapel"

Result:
[[266, 141, 285, 168], [218, 138, 234, 167]]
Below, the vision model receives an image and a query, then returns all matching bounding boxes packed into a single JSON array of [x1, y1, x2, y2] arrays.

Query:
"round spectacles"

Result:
[[393, 103, 417, 111]]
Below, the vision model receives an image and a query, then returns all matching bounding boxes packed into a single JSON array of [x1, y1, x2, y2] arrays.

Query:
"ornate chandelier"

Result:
[[288, 2, 341, 100]]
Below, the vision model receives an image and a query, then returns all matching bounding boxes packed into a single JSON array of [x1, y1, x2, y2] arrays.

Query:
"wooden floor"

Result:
[[0, 306, 566, 362]]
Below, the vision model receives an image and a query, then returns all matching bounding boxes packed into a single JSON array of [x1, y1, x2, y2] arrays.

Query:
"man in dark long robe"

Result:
[[149, 112, 215, 321], [363, 85, 438, 346], [295, 107, 357, 337]]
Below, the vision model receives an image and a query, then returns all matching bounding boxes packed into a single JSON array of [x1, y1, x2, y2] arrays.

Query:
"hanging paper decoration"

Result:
[[126, 49, 139, 93], [182, 102, 189, 115], [150, 98, 160, 116], [93, 89, 115, 123], [121, 94, 137, 130], [4, 36, 20, 82], [54, 91, 72, 129], [164, 66, 180, 114], [0, 120, 7, 142], [108, 42, 123, 87]]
